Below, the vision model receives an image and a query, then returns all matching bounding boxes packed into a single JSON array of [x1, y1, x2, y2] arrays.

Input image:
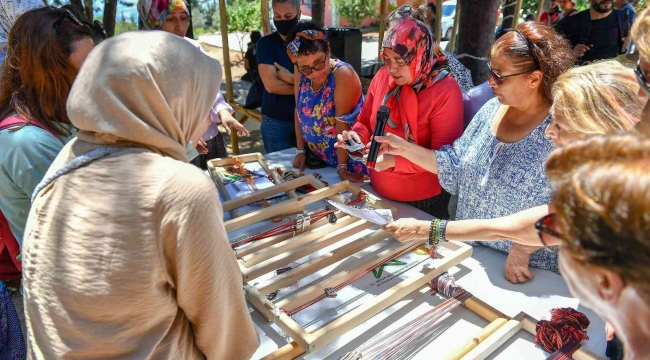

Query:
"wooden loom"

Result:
[[336, 272, 604, 360], [226, 177, 473, 357], [207, 153, 292, 218]]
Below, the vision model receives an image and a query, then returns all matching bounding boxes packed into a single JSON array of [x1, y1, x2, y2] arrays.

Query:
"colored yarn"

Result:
[[535, 308, 590, 354]]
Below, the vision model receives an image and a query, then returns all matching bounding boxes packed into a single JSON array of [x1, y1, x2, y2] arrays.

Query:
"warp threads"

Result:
[[535, 308, 590, 354]]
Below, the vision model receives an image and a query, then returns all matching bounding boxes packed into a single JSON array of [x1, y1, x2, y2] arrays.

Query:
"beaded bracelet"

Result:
[[438, 220, 449, 243], [428, 219, 436, 247]]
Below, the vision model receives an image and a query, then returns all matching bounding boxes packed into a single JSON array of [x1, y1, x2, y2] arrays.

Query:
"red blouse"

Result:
[[352, 68, 464, 202]]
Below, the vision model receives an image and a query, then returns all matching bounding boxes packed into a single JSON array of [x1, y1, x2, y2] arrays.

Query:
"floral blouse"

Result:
[[297, 59, 366, 174]]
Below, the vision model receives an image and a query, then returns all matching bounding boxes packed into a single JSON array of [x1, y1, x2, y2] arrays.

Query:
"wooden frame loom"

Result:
[[226, 179, 472, 356], [207, 153, 291, 218]]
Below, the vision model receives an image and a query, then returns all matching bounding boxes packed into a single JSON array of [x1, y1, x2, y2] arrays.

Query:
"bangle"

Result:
[[337, 164, 347, 173], [296, 149, 305, 155], [434, 219, 441, 246], [438, 220, 449, 243], [428, 219, 436, 248]]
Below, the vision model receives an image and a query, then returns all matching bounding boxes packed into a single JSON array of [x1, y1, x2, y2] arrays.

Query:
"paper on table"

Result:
[[325, 199, 393, 225]]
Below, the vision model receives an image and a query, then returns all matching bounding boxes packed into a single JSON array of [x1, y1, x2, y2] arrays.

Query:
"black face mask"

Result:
[[274, 15, 299, 36]]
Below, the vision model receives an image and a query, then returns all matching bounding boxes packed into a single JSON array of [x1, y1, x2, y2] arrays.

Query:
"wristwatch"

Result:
[[296, 149, 305, 155]]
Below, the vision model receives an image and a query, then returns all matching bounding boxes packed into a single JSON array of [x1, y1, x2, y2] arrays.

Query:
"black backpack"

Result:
[[578, 9, 630, 54]]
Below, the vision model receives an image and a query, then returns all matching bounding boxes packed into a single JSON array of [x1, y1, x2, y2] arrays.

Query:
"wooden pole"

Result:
[[449, 1, 460, 53], [218, 0, 234, 103], [513, 0, 523, 26], [262, 0, 271, 35], [435, 0, 443, 44], [536, 0, 545, 20], [378, 0, 387, 60]]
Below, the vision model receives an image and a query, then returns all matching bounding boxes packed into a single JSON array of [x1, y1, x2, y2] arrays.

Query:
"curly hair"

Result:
[[547, 130, 650, 302], [491, 21, 576, 103], [285, 21, 329, 58]]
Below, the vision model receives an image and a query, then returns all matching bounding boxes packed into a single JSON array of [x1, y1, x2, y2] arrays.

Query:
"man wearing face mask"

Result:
[[256, 0, 301, 153], [559, 0, 630, 64]]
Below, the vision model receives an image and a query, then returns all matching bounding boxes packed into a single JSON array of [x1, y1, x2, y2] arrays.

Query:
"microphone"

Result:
[[366, 105, 390, 169]]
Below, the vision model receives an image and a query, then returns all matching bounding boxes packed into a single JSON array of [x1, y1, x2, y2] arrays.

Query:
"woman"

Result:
[[0, 7, 97, 259], [384, 60, 643, 282], [543, 132, 650, 359], [337, 4, 464, 219], [288, 21, 366, 182], [0, 0, 42, 69], [22, 31, 259, 359], [138, 0, 249, 169], [367, 22, 575, 280], [0, 7, 99, 358]]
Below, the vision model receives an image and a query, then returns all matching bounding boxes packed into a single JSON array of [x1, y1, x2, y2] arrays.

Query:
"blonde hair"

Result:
[[551, 61, 641, 136], [632, 7, 650, 63]]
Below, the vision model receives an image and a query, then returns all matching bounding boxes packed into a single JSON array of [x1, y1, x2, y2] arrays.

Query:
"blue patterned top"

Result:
[[436, 98, 558, 272]]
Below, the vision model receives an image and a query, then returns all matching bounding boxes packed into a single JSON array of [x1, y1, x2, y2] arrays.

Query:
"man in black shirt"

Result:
[[559, 0, 629, 64]]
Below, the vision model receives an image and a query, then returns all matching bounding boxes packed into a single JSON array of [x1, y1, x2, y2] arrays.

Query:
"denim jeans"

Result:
[[260, 115, 296, 154]]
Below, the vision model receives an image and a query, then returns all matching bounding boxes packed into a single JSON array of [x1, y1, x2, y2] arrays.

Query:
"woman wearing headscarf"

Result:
[[138, 0, 250, 169], [22, 31, 259, 359], [370, 22, 576, 283], [0, 0, 43, 69], [337, 3, 464, 219]]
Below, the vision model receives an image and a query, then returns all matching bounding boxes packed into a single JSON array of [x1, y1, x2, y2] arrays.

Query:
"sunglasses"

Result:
[[535, 213, 562, 253], [297, 57, 327, 76], [486, 62, 534, 85], [54, 9, 107, 40], [636, 60, 650, 96]]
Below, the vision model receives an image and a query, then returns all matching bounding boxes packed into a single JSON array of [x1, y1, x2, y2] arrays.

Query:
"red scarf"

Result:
[[381, 7, 452, 143]]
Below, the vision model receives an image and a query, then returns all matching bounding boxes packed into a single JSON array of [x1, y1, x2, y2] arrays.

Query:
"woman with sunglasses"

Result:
[[0, 6, 98, 264], [336, 3, 464, 219], [288, 21, 366, 181], [544, 132, 650, 359], [138, 0, 250, 169], [370, 22, 575, 283], [385, 59, 642, 280]]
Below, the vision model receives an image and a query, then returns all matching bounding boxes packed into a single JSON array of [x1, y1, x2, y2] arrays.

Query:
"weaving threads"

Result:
[[340, 273, 472, 360], [535, 308, 590, 355]]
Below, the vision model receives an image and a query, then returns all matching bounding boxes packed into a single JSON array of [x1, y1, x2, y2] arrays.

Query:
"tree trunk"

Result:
[[500, 0, 517, 32], [311, 0, 325, 28], [83, 0, 94, 21], [456, 0, 501, 85], [103, 0, 118, 37], [186, 0, 195, 39]]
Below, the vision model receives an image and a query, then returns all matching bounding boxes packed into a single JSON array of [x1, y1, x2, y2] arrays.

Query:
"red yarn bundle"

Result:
[[535, 308, 590, 353]]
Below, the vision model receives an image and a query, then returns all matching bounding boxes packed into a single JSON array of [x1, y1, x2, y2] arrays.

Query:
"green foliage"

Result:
[[333, 0, 379, 28], [114, 18, 137, 34], [226, 0, 262, 57], [519, 0, 590, 18], [227, 0, 263, 33]]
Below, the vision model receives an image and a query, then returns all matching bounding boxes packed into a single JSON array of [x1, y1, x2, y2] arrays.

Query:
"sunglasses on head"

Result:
[[535, 213, 562, 253], [636, 60, 650, 96], [54, 9, 107, 40]]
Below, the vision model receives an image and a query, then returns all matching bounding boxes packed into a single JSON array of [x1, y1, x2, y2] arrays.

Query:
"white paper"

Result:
[[325, 199, 394, 225]]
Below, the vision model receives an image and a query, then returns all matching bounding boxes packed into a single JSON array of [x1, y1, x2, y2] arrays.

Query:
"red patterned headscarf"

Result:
[[380, 6, 451, 143]]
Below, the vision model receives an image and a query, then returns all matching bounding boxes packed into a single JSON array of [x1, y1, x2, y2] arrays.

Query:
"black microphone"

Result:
[[366, 105, 390, 169]]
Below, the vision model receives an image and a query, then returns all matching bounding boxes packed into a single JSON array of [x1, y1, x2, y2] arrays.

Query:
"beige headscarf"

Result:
[[66, 30, 221, 162]]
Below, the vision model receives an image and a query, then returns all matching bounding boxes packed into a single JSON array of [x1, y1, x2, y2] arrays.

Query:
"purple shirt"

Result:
[[203, 92, 233, 141]]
